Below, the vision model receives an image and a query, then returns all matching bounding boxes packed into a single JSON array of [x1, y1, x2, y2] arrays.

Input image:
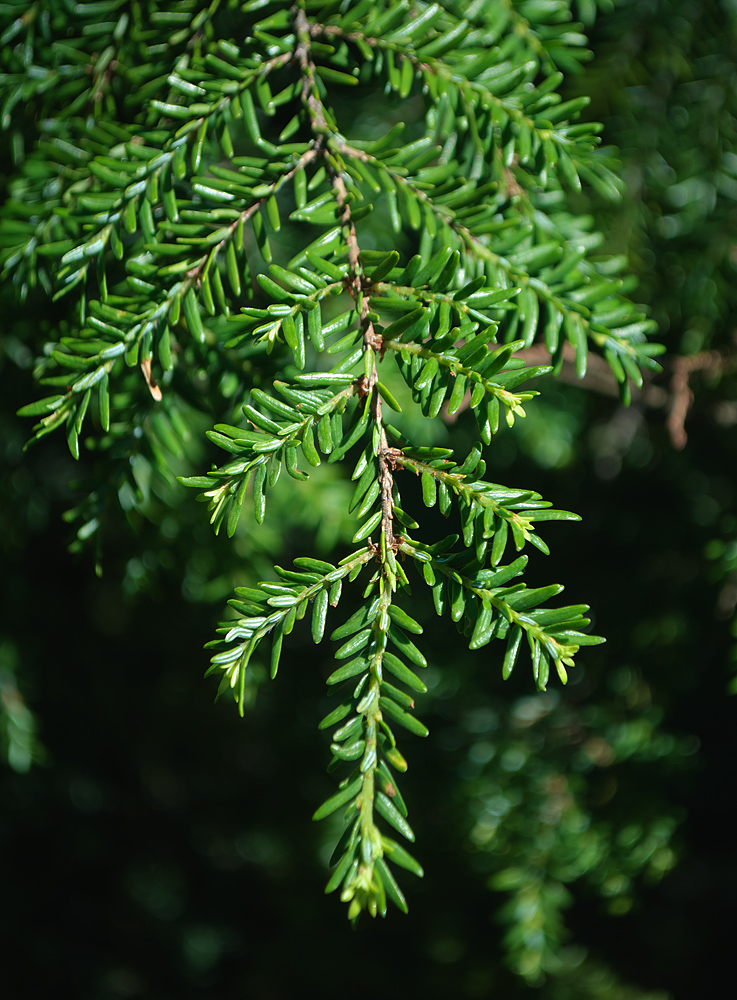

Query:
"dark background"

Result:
[[2, 1, 737, 997]]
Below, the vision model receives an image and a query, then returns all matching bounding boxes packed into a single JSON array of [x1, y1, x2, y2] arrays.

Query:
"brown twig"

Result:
[[487, 342, 735, 450], [295, 7, 330, 134], [666, 349, 727, 450], [329, 157, 397, 554]]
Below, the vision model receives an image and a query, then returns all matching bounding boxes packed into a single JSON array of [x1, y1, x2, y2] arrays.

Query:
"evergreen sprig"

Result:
[[3, 0, 656, 917]]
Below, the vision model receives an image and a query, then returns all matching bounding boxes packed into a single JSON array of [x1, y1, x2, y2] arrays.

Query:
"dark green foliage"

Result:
[[2, 0, 690, 976], [1, 0, 648, 920]]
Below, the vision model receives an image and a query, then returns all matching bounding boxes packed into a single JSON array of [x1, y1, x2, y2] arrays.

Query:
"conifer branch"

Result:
[[5, 0, 655, 929]]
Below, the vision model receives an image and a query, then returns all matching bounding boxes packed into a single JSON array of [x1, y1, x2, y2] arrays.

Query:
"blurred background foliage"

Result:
[[1, 0, 736, 997]]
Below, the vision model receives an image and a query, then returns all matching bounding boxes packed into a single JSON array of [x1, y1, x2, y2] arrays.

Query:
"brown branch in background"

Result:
[[666, 350, 728, 450], [442, 342, 624, 425], [526, 342, 737, 448], [444, 340, 737, 450]]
